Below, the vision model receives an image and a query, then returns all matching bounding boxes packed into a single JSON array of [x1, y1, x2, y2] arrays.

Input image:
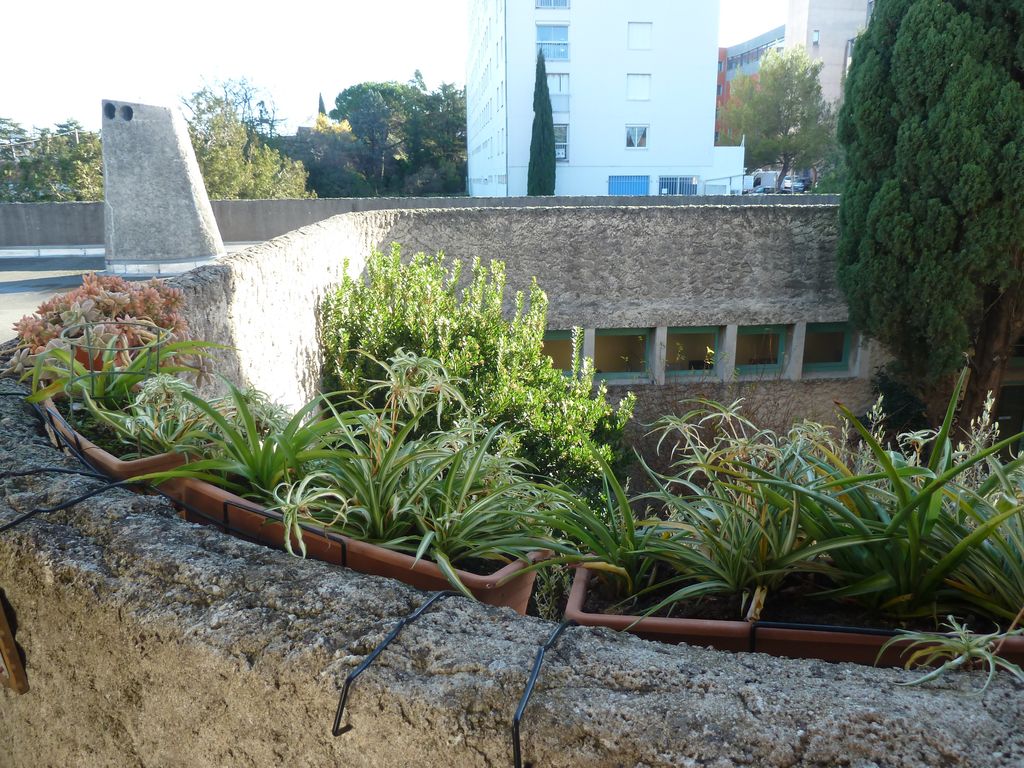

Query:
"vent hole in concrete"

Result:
[[120, 105, 134, 122], [103, 103, 116, 120]]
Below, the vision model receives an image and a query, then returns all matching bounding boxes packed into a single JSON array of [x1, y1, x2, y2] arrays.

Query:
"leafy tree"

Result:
[[330, 81, 412, 192], [320, 246, 635, 495], [182, 83, 310, 199], [323, 73, 466, 196], [837, 0, 1024, 424], [0, 118, 102, 202], [719, 49, 830, 184], [528, 52, 556, 195], [273, 114, 373, 198]]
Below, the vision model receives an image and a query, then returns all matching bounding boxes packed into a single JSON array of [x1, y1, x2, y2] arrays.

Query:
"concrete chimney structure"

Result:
[[101, 99, 225, 275]]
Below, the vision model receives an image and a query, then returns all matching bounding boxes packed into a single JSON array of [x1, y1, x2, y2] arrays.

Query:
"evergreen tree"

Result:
[[527, 52, 555, 195], [837, 0, 1024, 424], [318, 93, 327, 116]]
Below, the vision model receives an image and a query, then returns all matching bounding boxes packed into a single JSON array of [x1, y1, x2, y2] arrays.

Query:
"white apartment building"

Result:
[[466, 0, 745, 197]]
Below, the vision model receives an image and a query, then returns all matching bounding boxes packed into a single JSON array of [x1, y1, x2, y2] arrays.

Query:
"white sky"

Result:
[[3, 0, 786, 134]]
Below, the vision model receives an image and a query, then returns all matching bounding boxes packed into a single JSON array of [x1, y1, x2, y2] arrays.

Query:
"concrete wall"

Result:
[[2, 383, 1020, 768], [170, 203, 875, 431], [0, 195, 840, 247], [0, 201, 104, 246]]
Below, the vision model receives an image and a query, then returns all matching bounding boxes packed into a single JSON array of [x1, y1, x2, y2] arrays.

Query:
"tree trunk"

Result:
[[922, 267, 1024, 429]]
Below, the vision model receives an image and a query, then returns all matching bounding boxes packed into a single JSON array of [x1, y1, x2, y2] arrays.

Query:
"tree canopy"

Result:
[[182, 81, 310, 200], [321, 72, 466, 196], [719, 49, 830, 182], [0, 119, 102, 202], [527, 52, 556, 196], [837, 0, 1024, 423]]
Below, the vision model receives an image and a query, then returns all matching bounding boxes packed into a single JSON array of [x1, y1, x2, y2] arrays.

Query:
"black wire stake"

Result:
[[332, 590, 460, 737], [512, 620, 576, 768], [0, 477, 135, 534]]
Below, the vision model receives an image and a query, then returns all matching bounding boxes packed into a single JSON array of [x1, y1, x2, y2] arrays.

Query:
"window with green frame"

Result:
[[594, 328, 650, 377], [542, 330, 573, 371], [803, 322, 852, 373], [666, 327, 717, 374], [736, 325, 786, 373]]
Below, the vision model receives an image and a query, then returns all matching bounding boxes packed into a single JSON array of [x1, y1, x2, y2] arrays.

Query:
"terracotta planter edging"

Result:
[[39, 399, 185, 481], [565, 567, 1024, 667], [164, 477, 540, 615]]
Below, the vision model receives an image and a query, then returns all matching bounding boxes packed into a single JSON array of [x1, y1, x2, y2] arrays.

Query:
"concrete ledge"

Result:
[[0, 197, 841, 248], [0, 380, 1021, 767]]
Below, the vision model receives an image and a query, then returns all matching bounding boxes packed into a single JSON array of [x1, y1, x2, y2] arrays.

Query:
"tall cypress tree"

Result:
[[837, 0, 1024, 424], [318, 93, 327, 116], [528, 52, 555, 195]]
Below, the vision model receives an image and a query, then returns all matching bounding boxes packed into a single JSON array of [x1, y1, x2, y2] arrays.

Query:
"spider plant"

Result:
[[267, 471, 351, 557], [524, 449, 664, 601], [136, 383, 349, 498], [758, 370, 1024, 619], [642, 471, 876, 621], [80, 375, 212, 458], [407, 423, 549, 595], [272, 412, 548, 597], [878, 616, 1024, 694], [934, 460, 1024, 621]]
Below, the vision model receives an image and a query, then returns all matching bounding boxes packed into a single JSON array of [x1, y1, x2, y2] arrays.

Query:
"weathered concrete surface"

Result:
[[0, 196, 841, 248], [101, 100, 225, 274], [172, 205, 857, 414], [612, 374, 880, 470], [170, 215, 375, 410], [1, 380, 1022, 768]]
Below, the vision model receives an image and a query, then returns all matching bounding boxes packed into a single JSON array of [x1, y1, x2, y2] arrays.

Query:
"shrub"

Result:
[[320, 246, 634, 494]]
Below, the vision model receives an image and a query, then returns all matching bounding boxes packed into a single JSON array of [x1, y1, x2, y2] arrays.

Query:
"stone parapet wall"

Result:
[[171, 204, 856, 417], [0, 196, 840, 247], [1, 382, 1020, 767]]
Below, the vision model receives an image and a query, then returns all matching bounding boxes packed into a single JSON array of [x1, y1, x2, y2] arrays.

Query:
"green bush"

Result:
[[320, 245, 634, 494]]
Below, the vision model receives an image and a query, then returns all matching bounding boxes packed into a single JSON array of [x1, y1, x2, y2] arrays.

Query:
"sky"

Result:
[[3, 0, 787, 135]]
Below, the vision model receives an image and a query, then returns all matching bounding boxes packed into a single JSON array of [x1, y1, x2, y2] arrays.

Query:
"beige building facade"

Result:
[[786, 0, 872, 103]]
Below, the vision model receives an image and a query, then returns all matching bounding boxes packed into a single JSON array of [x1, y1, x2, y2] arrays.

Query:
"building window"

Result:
[[542, 330, 573, 371], [658, 176, 698, 196], [548, 73, 570, 112], [538, 25, 569, 60], [716, 83, 723, 96], [626, 74, 652, 101], [625, 125, 648, 148], [736, 325, 786, 373], [537, 0, 569, 7], [803, 323, 852, 373], [554, 123, 568, 160], [627, 22, 652, 50], [811, 29, 820, 45], [595, 329, 650, 377], [608, 175, 650, 195], [666, 328, 717, 374], [718, 60, 724, 72], [1010, 336, 1024, 369]]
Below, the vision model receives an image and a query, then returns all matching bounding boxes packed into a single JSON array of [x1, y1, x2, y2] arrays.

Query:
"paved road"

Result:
[[0, 269, 92, 343]]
